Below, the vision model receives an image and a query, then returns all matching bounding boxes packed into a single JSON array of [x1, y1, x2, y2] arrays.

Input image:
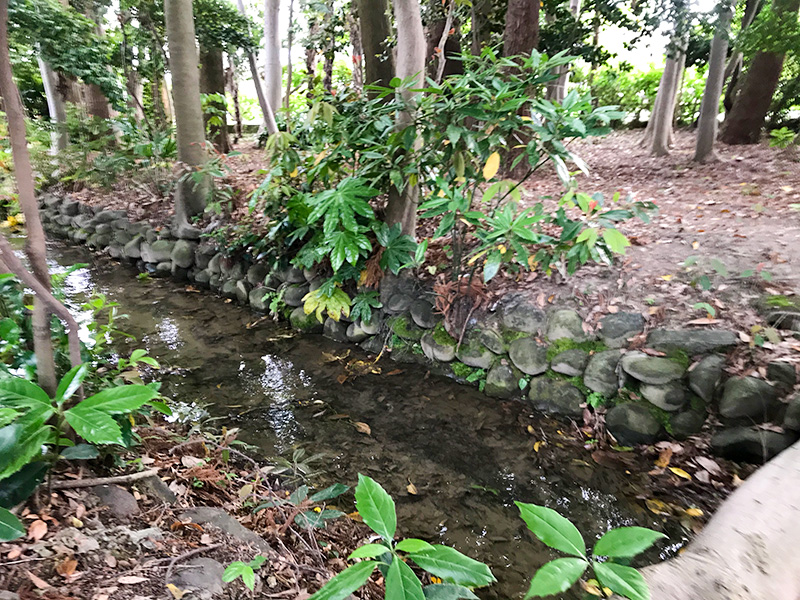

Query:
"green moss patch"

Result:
[[665, 348, 690, 370], [432, 322, 457, 347], [544, 369, 591, 396], [501, 328, 529, 344], [388, 315, 424, 341], [546, 338, 607, 362]]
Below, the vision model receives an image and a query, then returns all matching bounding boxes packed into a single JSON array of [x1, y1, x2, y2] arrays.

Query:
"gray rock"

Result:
[[136, 474, 177, 504], [303, 268, 317, 282], [386, 293, 413, 314], [145, 228, 158, 243], [221, 279, 238, 299], [546, 309, 588, 341], [194, 270, 211, 288], [389, 316, 425, 341], [583, 350, 623, 397], [456, 336, 495, 369], [646, 329, 738, 355], [484, 364, 519, 399], [168, 557, 226, 598], [599, 312, 645, 348], [711, 427, 795, 463], [235, 280, 251, 304], [249, 287, 269, 312], [94, 209, 127, 223], [107, 245, 123, 259], [361, 336, 384, 354], [478, 328, 505, 354], [209, 274, 222, 292], [194, 244, 217, 269], [360, 316, 382, 336], [42, 193, 62, 209], [719, 377, 780, 423], [0, 591, 20, 600], [528, 378, 585, 418], [501, 300, 547, 335], [284, 266, 307, 283], [551, 349, 589, 377], [95, 223, 113, 235], [783, 395, 800, 431], [179, 507, 271, 552], [421, 332, 456, 362], [640, 382, 686, 412], [208, 253, 223, 274], [283, 283, 310, 308], [346, 322, 370, 343], [61, 200, 80, 216], [141, 239, 175, 264], [508, 338, 549, 376], [290, 307, 323, 333], [323, 317, 349, 343], [410, 299, 438, 328], [91, 485, 139, 519], [620, 351, 685, 385], [126, 527, 164, 545], [246, 263, 270, 286], [767, 361, 796, 391], [606, 404, 662, 445], [689, 354, 725, 402], [220, 259, 244, 281], [113, 230, 133, 246], [380, 273, 416, 305], [154, 261, 172, 278], [670, 410, 706, 440], [171, 239, 197, 269], [111, 218, 130, 231]]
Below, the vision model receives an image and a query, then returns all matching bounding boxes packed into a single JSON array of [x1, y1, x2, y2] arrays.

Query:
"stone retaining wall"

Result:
[[38, 193, 800, 463]]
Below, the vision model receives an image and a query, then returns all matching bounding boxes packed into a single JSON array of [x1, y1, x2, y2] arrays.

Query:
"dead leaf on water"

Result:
[[354, 422, 371, 435], [645, 498, 671, 515], [685, 507, 704, 518], [533, 441, 545, 453]]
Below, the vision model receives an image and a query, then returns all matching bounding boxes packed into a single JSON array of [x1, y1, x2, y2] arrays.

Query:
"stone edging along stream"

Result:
[[38, 193, 800, 463]]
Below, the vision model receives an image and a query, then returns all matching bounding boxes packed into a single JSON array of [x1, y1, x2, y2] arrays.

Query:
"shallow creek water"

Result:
[[48, 242, 686, 599]]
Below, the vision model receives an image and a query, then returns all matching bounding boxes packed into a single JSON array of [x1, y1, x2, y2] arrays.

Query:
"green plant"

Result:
[[223, 555, 268, 591], [769, 127, 797, 149], [518, 502, 664, 599], [82, 293, 135, 354], [350, 291, 382, 325], [254, 483, 349, 529], [309, 474, 495, 600]]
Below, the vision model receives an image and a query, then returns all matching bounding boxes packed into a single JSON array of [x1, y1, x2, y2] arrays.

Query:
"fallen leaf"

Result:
[[407, 480, 418, 495], [105, 554, 117, 568], [7, 547, 21, 560], [533, 441, 545, 453], [166, 583, 187, 599], [354, 422, 371, 435], [26, 570, 51, 589], [686, 318, 722, 325], [654, 447, 673, 468], [118, 576, 150, 584], [56, 557, 78, 577], [28, 519, 47, 541], [669, 467, 692, 480], [238, 484, 254, 500], [385, 369, 405, 376], [200, 533, 213, 545], [645, 498, 670, 515], [685, 508, 703, 518], [71, 517, 84, 528], [694, 456, 722, 476], [181, 456, 205, 469]]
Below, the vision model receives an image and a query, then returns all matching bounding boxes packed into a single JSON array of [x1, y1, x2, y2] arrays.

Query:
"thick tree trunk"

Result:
[[37, 56, 68, 153], [643, 38, 686, 156], [694, 4, 733, 163], [357, 0, 395, 91], [723, 0, 762, 114], [546, 0, 581, 103], [385, 0, 425, 237], [263, 0, 282, 114], [164, 0, 208, 228], [125, 69, 146, 122], [719, 0, 798, 144], [199, 47, 231, 154], [503, 0, 539, 57], [471, 0, 491, 54], [235, 0, 278, 134]]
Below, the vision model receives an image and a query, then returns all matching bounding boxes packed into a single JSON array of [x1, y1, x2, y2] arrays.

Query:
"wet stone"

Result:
[[478, 328, 505, 354], [290, 307, 323, 333], [605, 403, 662, 446], [207, 253, 223, 275], [171, 239, 197, 269], [347, 322, 369, 343], [360, 316, 382, 336], [324, 318, 349, 343], [247, 263, 270, 286], [546, 309, 588, 341], [221, 279, 238, 299], [646, 329, 738, 355], [410, 299, 438, 329], [421, 332, 456, 362], [689, 354, 725, 403], [456, 336, 495, 370], [220, 259, 244, 281], [154, 261, 172, 278], [670, 410, 706, 440], [620, 351, 685, 385], [484, 364, 518, 399], [501, 299, 547, 335], [508, 338, 549, 376], [386, 293, 413, 314], [235, 280, 251, 304], [767, 361, 796, 391], [583, 350, 623, 397], [640, 382, 686, 412], [719, 377, 780, 423], [283, 283, 310, 308], [528, 378, 584, 418], [551, 349, 589, 377], [249, 287, 269, 312], [389, 316, 425, 341], [599, 312, 645, 348], [783, 394, 800, 431], [194, 270, 211, 289], [711, 427, 795, 463]]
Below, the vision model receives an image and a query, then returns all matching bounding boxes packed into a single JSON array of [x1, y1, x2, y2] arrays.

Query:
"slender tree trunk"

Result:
[[37, 55, 68, 153], [357, 0, 395, 91], [161, 77, 174, 124], [263, 0, 282, 114], [199, 47, 231, 153], [643, 36, 686, 156], [385, 0, 425, 237], [305, 22, 318, 103], [227, 56, 242, 141], [426, 0, 462, 82], [322, 0, 334, 94], [723, 0, 762, 113], [471, 0, 491, 54], [164, 0, 208, 230], [546, 0, 581, 102], [694, 3, 734, 163], [720, 0, 800, 144], [285, 0, 295, 113], [235, 0, 278, 134], [348, 1, 364, 95], [503, 0, 539, 57]]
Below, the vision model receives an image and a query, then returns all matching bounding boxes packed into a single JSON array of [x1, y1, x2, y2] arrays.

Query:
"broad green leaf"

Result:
[[0, 506, 25, 542], [593, 527, 666, 558], [349, 543, 391, 559], [0, 376, 50, 408], [0, 421, 51, 480], [295, 509, 344, 528], [594, 561, 650, 600], [601, 228, 630, 255], [0, 462, 48, 508], [386, 555, 425, 600], [60, 444, 100, 460], [308, 560, 376, 600], [422, 584, 479, 600], [408, 545, 495, 587], [396, 538, 435, 553], [310, 483, 349, 503], [355, 474, 396, 541], [0, 408, 19, 428], [77, 385, 159, 414], [515, 502, 586, 558], [524, 558, 587, 599], [55, 364, 88, 406], [222, 562, 256, 590], [64, 406, 123, 445]]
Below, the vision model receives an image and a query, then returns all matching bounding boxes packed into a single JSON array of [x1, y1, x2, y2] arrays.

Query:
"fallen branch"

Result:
[[164, 543, 224, 586], [50, 468, 160, 490]]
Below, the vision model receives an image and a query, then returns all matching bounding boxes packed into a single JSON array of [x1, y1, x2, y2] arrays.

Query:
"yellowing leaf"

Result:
[[660, 274, 673, 281], [407, 480, 418, 495], [533, 441, 545, 453], [238, 484, 254, 500], [290, 167, 299, 177], [645, 498, 670, 515], [483, 152, 500, 180], [166, 583, 187, 599], [685, 508, 703, 518], [669, 467, 692, 480]]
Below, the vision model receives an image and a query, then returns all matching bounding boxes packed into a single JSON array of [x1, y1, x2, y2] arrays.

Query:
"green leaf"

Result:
[[0, 462, 48, 508], [349, 543, 391, 559], [310, 483, 349, 503], [408, 545, 495, 587], [308, 560, 376, 600], [77, 385, 159, 414], [355, 474, 397, 541], [60, 444, 100, 460], [0, 421, 51, 480], [422, 584, 479, 600], [601, 228, 630, 255], [0, 376, 50, 407], [295, 509, 344, 528], [0, 408, 19, 428], [386, 555, 425, 600], [63, 406, 123, 445], [593, 561, 650, 600], [593, 527, 666, 558], [515, 502, 586, 558], [0, 506, 25, 542], [55, 364, 88, 406], [524, 558, 587, 598], [222, 562, 256, 591], [396, 538, 435, 553]]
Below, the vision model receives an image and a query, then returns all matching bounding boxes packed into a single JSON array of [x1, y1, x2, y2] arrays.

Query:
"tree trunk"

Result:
[[199, 47, 231, 154], [723, 0, 762, 113], [643, 37, 686, 156], [348, 1, 364, 94], [263, 0, 282, 114], [546, 0, 581, 102], [720, 0, 799, 144], [235, 0, 278, 134], [322, 0, 335, 94], [37, 55, 68, 153], [426, 0, 463, 82], [305, 21, 318, 102], [694, 4, 733, 163], [357, 0, 395, 91], [471, 0, 491, 54], [286, 0, 295, 113], [503, 0, 539, 57], [227, 56, 242, 141], [164, 0, 208, 228], [385, 0, 425, 237]]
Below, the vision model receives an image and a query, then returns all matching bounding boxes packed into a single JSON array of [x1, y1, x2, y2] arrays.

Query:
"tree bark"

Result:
[[235, 0, 278, 134], [385, 0, 425, 237], [164, 0, 208, 226], [643, 37, 686, 156], [263, 0, 282, 114], [546, 0, 581, 103], [694, 4, 733, 163], [322, 0, 335, 94], [720, 0, 800, 144], [227, 56, 242, 141], [426, 0, 463, 82], [348, 1, 364, 95], [503, 0, 539, 57], [286, 0, 295, 112], [471, 0, 491, 55], [357, 0, 395, 91], [37, 56, 68, 153], [199, 47, 231, 154], [722, 0, 762, 113]]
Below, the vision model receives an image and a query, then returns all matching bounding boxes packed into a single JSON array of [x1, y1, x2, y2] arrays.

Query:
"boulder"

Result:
[[583, 350, 623, 397], [606, 403, 662, 445], [719, 377, 780, 423], [410, 299, 438, 329], [646, 329, 738, 355], [249, 287, 269, 312], [220, 259, 244, 281], [153, 261, 172, 278], [508, 337, 549, 376], [546, 309, 588, 341], [221, 280, 238, 299], [711, 427, 795, 463], [60, 200, 80, 216], [171, 239, 197, 269], [141, 239, 175, 264], [323, 318, 349, 343], [766, 361, 796, 391], [528, 378, 585, 418], [246, 263, 270, 286], [194, 270, 211, 289], [94, 209, 126, 223], [620, 351, 686, 385], [421, 332, 456, 362], [91, 485, 139, 519], [689, 354, 725, 403], [599, 311, 645, 348], [783, 395, 800, 431], [194, 244, 217, 269], [640, 382, 686, 412], [484, 364, 519, 399], [456, 335, 495, 369], [168, 558, 226, 598], [346, 322, 370, 343], [113, 230, 133, 246], [235, 280, 251, 304], [95, 223, 113, 235], [290, 307, 323, 333], [283, 283, 309, 308], [386, 293, 413, 314], [360, 316, 382, 336], [670, 410, 706, 440], [551, 349, 589, 377], [501, 299, 547, 335], [208, 253, 223, 275]]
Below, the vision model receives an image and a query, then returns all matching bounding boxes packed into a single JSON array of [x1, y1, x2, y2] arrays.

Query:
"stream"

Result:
[[47, 241, 687, 599]]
